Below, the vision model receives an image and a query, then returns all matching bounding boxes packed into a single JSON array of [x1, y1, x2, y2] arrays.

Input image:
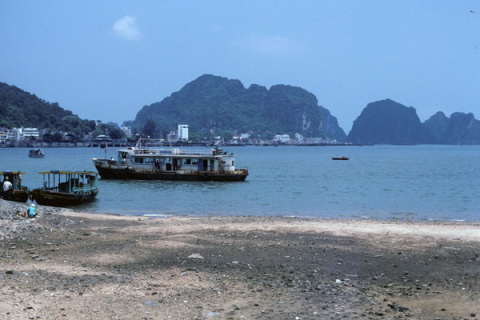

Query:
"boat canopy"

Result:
[[0, 171, 25, 175], [38, 170, 98, 193], [38, 170, 97, 175]]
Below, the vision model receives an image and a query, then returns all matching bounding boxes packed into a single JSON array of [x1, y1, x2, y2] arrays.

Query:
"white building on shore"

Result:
[[121, 126, 132, 138], [7, 128, 40, 141], [178, 124, 188, 141], [22, 128, 40, 140], [275, 134, 290, 143], [0, 127, 40, 143], [167, 131, 178, 142]]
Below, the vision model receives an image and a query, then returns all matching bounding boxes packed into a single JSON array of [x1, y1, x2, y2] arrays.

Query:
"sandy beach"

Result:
[[1, 199, 479, 320]]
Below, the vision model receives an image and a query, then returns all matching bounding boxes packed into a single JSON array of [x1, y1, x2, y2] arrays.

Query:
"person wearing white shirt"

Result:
[[2, 177, 12, 200]]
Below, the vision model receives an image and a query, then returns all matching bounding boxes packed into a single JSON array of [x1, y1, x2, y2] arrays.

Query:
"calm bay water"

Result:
[[2, 145, 480, 221]]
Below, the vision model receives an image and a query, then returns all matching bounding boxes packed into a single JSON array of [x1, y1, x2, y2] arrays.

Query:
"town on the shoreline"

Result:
[[0, 124, 352, 148]]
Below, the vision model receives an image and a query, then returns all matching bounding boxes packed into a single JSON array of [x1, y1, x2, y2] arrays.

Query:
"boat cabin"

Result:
[[39, 170, 98, 194], [115, 147, 237, 173], [0, 171, 25, 191], [0, 171, 29, 202]]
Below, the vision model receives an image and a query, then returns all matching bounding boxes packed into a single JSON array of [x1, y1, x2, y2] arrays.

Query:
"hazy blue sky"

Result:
[[1, 1, 479, 132]]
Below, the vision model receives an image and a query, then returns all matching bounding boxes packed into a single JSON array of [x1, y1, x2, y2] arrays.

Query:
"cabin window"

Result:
[[191, 159, 198, 165], [144, 158, 154, 164], [232, 161, 234, 166], [183, 159, 191, 165], [134, 158, 144, 164]]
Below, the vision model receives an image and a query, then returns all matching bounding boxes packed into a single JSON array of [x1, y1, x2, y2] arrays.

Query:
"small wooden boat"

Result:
[[31, 170, 98, 207], [332, 156, 349, 160], [28, 149, 45, 158], [0, 171, 30, 202]]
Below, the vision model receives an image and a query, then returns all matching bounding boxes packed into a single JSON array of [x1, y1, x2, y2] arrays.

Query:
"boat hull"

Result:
[[31, 189, 98, 207], [95, 166, 248, 182], [3, 190, 30, 203]]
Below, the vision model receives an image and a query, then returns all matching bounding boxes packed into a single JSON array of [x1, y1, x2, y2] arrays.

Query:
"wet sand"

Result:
[[1, 199, 479, 319]]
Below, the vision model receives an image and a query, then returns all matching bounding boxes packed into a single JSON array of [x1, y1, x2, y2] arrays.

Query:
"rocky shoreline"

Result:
[[1, 199, 479, 319]]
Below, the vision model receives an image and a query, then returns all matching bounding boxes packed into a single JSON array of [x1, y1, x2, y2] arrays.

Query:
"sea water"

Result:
[[2, 145, 480, 221]]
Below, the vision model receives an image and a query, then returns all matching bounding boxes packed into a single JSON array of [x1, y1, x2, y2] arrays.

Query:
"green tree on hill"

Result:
[[142, 118, 157, 138], [0, 82, 97, 138]]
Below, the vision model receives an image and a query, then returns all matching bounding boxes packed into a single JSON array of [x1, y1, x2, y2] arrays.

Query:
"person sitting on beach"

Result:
[[20, 204, 37, 218]]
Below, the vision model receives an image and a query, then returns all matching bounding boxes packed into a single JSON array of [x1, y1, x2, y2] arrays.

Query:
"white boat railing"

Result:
[[133, 139, 230, 156], [72, 186, 97, 194], [133, 148, 225, 156]]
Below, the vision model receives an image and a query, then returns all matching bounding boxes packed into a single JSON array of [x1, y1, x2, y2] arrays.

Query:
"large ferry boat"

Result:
[[92, 139, 249, 181]]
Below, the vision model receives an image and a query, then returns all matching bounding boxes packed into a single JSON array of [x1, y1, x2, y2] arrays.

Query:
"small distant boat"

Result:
[[332, 156, 349, 160], [28, 149, 45, 158], [30, 170, 98, 207], [0, 171, 30, 202]]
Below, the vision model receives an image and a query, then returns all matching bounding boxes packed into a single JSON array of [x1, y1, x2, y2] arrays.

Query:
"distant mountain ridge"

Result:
[[3, 77, 480, 145], [348, 99, 480, 145], [130, 74, 347, 142]]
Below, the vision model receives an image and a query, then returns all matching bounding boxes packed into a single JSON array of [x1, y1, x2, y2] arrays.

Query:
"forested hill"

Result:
[[130, 74, 346, 141], [0, 82, 96, 135]]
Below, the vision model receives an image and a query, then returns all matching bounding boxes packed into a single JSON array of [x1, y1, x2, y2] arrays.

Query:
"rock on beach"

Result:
[[0, 199, 68, 239]]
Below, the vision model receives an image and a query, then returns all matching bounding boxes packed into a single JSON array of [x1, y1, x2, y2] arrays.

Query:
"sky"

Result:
[[1, 1, 479, 133]]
